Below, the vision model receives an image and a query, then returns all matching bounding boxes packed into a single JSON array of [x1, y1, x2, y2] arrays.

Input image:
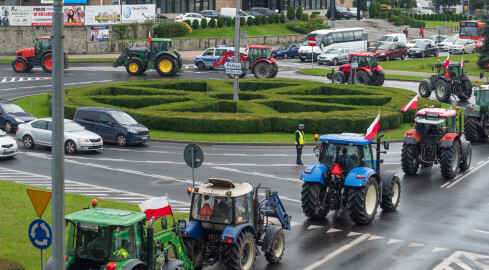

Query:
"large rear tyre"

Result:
[[265, 229, 285, 264], [459, 142, 472, 171], [228, 231, 256, 270], [301, 182, 328, 219], [41, 52, 53, 73], [354, 69, 371, 85], [183, 238, 204, 270], [347, 177, 379, 225], [435, 79, 451, 102], [331, 72, 345, 84], [253, 62, 272, 78], [418, 79, 433, 98], [126, 60, 143, 75], [464, 116, 480, 142], [401, 144, 420, 175], [373, 73, 384, 86], [459, 81, 472, 101], [380, 176, 401, 211], [155, 55, 177, 76], [12, 59, 28, 73], [440, 141, 460, 180]]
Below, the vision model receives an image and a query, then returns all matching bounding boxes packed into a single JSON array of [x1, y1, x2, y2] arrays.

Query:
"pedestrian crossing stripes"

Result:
[[0, 166, 190, 212], [1, 77, 51, 83], [433, 251, 489, 270]]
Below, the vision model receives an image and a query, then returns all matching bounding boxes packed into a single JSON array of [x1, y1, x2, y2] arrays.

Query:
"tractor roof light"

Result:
[[314, 134, 319, 140], [91, 199, 98, 208]]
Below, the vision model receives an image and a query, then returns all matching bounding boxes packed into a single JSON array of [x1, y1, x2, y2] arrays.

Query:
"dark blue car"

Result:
[[74, 107, 150, 146], [271, 44, 300, 59], [0, 100, 36, 133]]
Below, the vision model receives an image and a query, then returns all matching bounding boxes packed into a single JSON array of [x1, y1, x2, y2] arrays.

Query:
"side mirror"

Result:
[[383, 141, 390, 150], [161, 217, 168, 230]]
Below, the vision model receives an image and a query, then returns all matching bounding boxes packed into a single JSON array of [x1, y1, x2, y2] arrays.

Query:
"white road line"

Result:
[[10, 78, 15, 82], [473, 229, 489, 235], [303, 234, 371, 270], [477, 160, 484, 165], [212, 166, 302, 183], [445, 160, 489, 188], [440, 182, 451, 188], [1, 79, 6, 83]]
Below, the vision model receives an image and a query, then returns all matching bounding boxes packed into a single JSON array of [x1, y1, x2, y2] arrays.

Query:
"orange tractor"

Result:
[[213, 45, 278, 79], [11, 36, 69, 73]]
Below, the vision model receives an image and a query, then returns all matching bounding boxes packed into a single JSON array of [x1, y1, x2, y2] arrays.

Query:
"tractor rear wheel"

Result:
[[265, 229, 285, 264], [41, 52, 53, 73], [464, 116, 480, 142], [354, 69, 371, 85], [156, 55, 177, 76], [440, 141, 460, 180], [301, 182, 328, 219], [373, 73, 384, 86], [253, 62, 272, 78], [401, 144, 419, 175], [459, 81, 472, 101], [380, 176, 401, 211], [183, 238, 204, 270], [270, 63, 279, 78], [228, 230, 256, 270], [418, 79, 433, 98], [435, 79, 451, 102], [331, 72, 345, 84], [347, 177, 379, 225], [460, 143, 472, 171], [126, 60, 143, 75], [12, 59, 28, 73]]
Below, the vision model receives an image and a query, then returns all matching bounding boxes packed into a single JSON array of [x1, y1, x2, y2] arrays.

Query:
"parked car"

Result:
[[379, 34, 407, 44], [406, 38, 435, 49], [0, 100, 36, 133], [195, 46, 246, 69], [250, 7, 275, 17], [327, 6, 351, 19], [175, 13, 206, 23], [407, 43, 439, 58], [220, 8, 254, 20], [271, 44, 300, 59], [0, 130, 17, 158], [429, 34, 448, 44], [16, 118, 103, 154], [347, 7, 363, 18], [245, 10, 262, 17], [74, 107, 150, 146], [449, 38, 476, 54], [317, 48, 354, 65], [199, 10, 228, 20], [437, 36, 457, 51], [372, 42, 407, 61]]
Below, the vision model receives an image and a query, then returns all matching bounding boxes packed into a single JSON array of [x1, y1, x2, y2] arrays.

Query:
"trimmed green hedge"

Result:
[[50, 79, 440, 134]]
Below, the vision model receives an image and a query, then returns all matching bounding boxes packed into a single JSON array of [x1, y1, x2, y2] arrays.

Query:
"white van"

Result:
[[220, 8, 255, 21], [379, 34, 407, 44]]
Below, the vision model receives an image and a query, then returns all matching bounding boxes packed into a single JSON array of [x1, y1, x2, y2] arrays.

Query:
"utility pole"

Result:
[[233, 0, 241, 101], [331, 0, 335, 21], [51, 0, 65, 267]]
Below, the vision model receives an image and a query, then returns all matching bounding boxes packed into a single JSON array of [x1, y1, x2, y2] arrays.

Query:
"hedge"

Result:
[[153, 22, 191, 38], [286, 20, 330, 34], [50, 79, 441, 134]]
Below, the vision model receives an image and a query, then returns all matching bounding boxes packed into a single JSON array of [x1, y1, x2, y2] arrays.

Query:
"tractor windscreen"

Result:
[[191, 194, 233, 224], [319, 143, 361, 171], [415, 116, 446, 141], [477, 90, 489, 106], [74, 222, 112, 261]]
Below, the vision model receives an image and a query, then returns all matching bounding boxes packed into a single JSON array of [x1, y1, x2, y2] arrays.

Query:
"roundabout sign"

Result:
[[28, 219, 52, 250]]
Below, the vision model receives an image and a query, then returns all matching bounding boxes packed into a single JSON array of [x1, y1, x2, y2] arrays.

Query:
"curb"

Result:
[[149, 138, 404, 146]]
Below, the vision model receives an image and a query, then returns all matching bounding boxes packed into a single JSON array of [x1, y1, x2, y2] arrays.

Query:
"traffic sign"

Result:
[[27, 189, 52, 218], [28, 219, 52, 250], [308, 37, 317, 47], [224, 62, 242, 69], [225, 69, 243, 75], [184, 144, 204, 168]]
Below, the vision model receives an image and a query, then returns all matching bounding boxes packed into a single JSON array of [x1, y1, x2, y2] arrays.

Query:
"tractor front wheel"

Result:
[[418, 79, 433, 98], [380, 176, 401, 211], [228, 230, 256, 270], [265, 229, 285, 264], [435, 79, 452, 102], [12, 59, 28, 73], [270, 63, 279, 78], [459, 81, 472, 101], [354, 69, 371, 85], [183, 238, 204, 270], [373, 73, 385, 86], [440, 141, 460, 180], [331, 72, 345, 84], [301, 182, 328, 219], [253, 62, 272, 79], [156, 55, 177, 76], [401, 144, 420, 175], [347, 177, 379, 225], [126, 60, 143, 75], [41, 52, 53, 73], [464, 117, 481, 142]]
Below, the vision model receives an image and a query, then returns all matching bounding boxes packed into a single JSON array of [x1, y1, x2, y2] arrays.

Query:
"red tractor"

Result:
[[401, 107, 472, 180], [11, 36, 69, 73], [327, 52, 385, 86], [213, 45, 278, 79]]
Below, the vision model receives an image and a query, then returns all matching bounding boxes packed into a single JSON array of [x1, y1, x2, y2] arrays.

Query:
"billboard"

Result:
[[91, 26, 110, 41], [121, 4, 155, 23], [41, 0, 88, 4], [8, 6, 32, 26], [0, 6, 9, 26], [32, 6, 53, 26], [85, 5, 121, 25], [63, 6, 85, 25]]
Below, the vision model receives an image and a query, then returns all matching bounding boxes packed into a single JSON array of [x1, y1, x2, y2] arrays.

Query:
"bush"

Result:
[[301, 13, 309, 21], [469, 15, 473, 20], [296, 6, 303, 20], [287, 6, 295, 20], [112, 24, 129, 39], [209, 18, 216, 28], [310, 13, 316, 18], [200, 18, 208, 29], [261, 15, 267, 24], [394, 17, 404, 26], [247, 16, 253, 26], [183, 19, 191, 27], [268, 15, 274, 24], [409, 13, 414, 18], [217, 17, 224, 28], [380, 11, 388, 18], [421, 14, 427, 20], [388, 14, 397, 22], [280, 14, 285, 23], [226, 17, 232, 27], [192, 19, 199, 29], [153, 22, 191, 38], [315, 17, 324, 24], [380, 4, 389, 10], [129, 22, 139, 38], [254, 16, 261, 25], [232, 17, 236, 26], [400, 14, 426, 28], [274, 14, 280, 23], [240, 17, 246, 26], [369, 4, 377, 18], [286, 21, 330, 34]]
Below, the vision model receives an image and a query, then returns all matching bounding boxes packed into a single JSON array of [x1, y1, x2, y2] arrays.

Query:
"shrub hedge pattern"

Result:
[[53, 79, 440, 134]]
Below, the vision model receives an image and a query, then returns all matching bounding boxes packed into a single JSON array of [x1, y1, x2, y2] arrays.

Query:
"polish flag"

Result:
[[400, 95, 418, 112], [148, 31, 152, 47], [443, 53, 450, 69], [139, 197, 173, 219], [364, 111, 380, 141]]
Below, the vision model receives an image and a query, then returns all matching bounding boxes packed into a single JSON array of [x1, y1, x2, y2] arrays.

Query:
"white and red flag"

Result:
[[364, 111, 380, 140], [148, 31, 152, 47], [461, 56, 465, 67], [400, 95, 418, 112], [443, 53, 450, 69], [139, 196, 173, 219]]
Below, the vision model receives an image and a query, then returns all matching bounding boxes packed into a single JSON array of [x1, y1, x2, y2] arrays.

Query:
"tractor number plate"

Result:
[[79, 223, 99, 230], [426, 113, 439, 118]]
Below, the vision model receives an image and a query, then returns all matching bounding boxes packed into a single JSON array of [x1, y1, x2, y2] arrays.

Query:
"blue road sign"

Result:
[[28, 219, 52, 250]]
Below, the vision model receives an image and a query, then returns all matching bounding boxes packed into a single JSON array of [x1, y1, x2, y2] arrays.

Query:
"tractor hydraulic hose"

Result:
[[147, 218, 155, 270]]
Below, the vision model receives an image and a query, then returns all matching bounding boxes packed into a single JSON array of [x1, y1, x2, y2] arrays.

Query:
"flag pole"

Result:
[[165, 193, 177, 225]]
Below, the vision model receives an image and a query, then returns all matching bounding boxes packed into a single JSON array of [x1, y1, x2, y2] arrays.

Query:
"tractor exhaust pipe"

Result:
[[147, 218, 155, 270]]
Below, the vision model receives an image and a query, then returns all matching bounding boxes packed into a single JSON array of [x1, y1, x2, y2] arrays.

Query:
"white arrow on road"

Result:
[[30, 223, 38, 238]]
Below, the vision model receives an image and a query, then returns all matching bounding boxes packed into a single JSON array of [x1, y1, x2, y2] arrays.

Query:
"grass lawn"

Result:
[[174, 23, 300, 39], [0, 180, 188, 269], [422, 20, 459, 28]]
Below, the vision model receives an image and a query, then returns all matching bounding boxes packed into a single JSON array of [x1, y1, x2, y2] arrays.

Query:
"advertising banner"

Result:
[[63, 6, 85, 25], [90, 26, 110, 41], [32, 6, 53, 26], [8, 6, 32, 26], [1, 6, 9, 26], [85, 5, 121, 25], [41, 0, 88, 4], [121, 4, 155, 24]]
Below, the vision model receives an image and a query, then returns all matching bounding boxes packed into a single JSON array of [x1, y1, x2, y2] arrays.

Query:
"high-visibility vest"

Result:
[[295, 130, 304, 145]]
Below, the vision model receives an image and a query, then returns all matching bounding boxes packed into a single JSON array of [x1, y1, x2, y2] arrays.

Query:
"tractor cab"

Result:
[[432, 62, 465, 81], [349, 52, 378, 68], [474, 85, 489, 106], [34, 37, 52, 59], [415, 108, 458, 144], [247, 45, 273, 64], [149, 39, 173, 61]]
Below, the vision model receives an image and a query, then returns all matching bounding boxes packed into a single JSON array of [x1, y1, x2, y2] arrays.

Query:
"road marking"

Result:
[[408, 242, 424, 248], [347, 232, 362, 237], [326, 228, 342, 233], [308, 225, 322, 230], [212, 166, 302, 183], [473, 229, 489, 235], [303, 234, 370, 270], [433, 251, 489, 270], [1, 79, 6, 83], [388, 239, 403, 244], [445, 160, 489, 188], [440, 182, 451, 188], [432, 247, 448, 252], [477, 160, 484, 165], [368, 235, 384, 240]]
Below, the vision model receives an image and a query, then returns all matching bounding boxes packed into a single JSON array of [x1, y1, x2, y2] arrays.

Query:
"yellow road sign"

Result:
[[27, 189, 52, 218]]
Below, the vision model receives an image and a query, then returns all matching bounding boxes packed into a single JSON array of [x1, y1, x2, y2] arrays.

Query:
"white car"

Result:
[[16, 118, 103, 154], [347, 8, 363, 18], [406, 39, 435, 49], [0, 130, 17, 158], [449, 39, 476, 54], [175, 13, 206, 23], [317, 48, 354, 66], [437, 36, 457, 51]]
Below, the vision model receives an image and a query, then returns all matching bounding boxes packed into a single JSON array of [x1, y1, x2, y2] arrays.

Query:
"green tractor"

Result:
[[44, 206, 193, 270], [113, 38, 183, 76], [464, 84, 489, 142]]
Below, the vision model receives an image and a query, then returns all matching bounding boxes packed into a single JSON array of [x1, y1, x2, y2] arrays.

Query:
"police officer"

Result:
[[295, 124, 305, 165]]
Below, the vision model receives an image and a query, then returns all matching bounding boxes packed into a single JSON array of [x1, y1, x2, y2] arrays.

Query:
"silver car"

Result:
[[318, 48, 354, 66], [0, 130, 17, 158], [16, 118, 103, 154], [449, 39, 476, 54], [437, 36, 457, 51]]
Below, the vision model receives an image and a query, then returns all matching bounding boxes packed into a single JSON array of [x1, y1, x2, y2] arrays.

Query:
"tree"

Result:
[[200, 18, 208, 29], [287, 6, 295, 20], [296, 6, 303, 20], [400, 0, 417, 9], [477, 5, 489, 69]]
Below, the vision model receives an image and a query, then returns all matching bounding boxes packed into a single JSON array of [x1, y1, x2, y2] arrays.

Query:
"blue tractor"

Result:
[[300, 133, 400, 225], [179, 178, 291, 270]]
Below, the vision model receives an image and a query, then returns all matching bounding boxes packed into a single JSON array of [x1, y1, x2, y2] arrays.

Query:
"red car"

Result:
[[371, 42, 407, 61]]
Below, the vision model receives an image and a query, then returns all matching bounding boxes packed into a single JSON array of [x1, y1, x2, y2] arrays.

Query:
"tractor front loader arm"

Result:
[[113, 48, 129, 68], [212, 51, 247, 67], [153, 223, 194, 270], [259, 191, 291, 230]]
